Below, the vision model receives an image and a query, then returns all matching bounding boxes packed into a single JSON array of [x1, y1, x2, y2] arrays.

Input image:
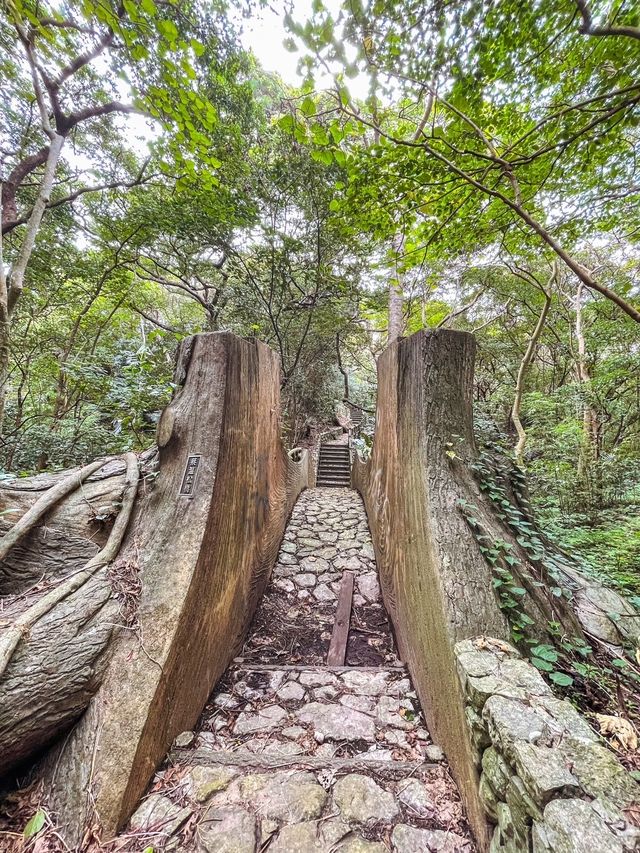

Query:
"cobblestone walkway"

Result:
[[125, 489, 474, 852]]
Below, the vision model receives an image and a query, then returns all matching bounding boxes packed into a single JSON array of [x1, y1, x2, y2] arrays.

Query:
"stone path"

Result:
[[124, 488, 474, 852]]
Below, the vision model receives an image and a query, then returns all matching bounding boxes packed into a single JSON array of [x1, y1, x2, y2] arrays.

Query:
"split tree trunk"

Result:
[[353, 327, 640, 851]]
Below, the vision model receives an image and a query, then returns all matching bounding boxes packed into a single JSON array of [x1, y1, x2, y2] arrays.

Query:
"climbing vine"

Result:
[[456, 447, 640, 727]]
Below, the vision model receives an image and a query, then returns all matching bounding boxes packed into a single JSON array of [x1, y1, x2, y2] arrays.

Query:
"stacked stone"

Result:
[[455, 638, 640, 852]]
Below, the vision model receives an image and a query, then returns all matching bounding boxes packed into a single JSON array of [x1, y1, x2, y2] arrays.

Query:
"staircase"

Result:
[[347, 403, 365, 434], [315, 441, 351, 488]]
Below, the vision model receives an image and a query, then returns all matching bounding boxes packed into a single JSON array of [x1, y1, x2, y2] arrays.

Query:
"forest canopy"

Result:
[[1, 0, 639, 588]]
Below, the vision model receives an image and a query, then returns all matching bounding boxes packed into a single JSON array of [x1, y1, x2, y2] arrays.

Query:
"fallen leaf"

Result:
[[595, 714, 638, 751]]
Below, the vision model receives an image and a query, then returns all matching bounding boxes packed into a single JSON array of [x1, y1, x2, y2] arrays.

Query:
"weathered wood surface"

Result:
[[44, 332, 311, 846], [352, 329, 501, 851], [0, 456, 141, 775], [0, 457, 133, 594], [326, 570, 354, 666]]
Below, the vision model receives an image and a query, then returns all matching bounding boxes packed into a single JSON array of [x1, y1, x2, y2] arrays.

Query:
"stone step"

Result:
[[232, 662, 406, 672], [171, 746, 439, 773], [141, 747, 469, 853], [191, 665, 434, 764]]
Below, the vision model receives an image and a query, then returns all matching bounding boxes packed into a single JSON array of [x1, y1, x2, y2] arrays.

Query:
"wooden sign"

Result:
[[179, 454, 201, 496]]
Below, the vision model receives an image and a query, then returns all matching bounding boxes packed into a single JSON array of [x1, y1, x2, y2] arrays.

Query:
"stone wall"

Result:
[[455, 637, 640, 852], [45, 332, 311, 845]]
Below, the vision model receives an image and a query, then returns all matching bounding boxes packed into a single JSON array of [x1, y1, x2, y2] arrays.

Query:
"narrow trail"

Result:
[[126, 487, 475, 852]]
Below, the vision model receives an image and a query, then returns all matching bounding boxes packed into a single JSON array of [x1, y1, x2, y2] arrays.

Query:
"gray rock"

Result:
[[457, 649, 501, 680], [297, 572, 317, 588], [376, 695, 414, 729], [466, 675, 527, 710], [339, 839, 387, 852], [174, 730, 195, 748], [392, 824, 472, 851], [214, 693, 240, 710], [357, 571, 380, 602], [297, 702, 376, 741], [299, 671, 337, 687], [536, 696, 598, 742], [479, 772, 500, 821], [313, 582, 336, 601], [332, 773, 399, 822], [301, 556, 330, 573], [130, 793, 191, 836], [482, 746, 512, 800], [424, 744, 445, 761], [397, 779, 433, 817], [340, 694, 376, 713], [277, 680, 306, 701], [280, 540, 297, 554], [499, 659, 552, 696], [533, 799, 624, 852], [239, 770, 327, 821], [482, 696, 559, 761], [511, 742, 579, 806], [233, 704, 288, 734], [263, 740, 305, 756], [506, 774, 543, 827], [278, 552, 298, 565], [282, 725, 306, 739], [559, 739, 640, 810], [197, 806, 255, 852], [340, 670, 388, 696], [268, 821, 324, 852], [185, 765, 239, 802], [314, 684, 339, 700]]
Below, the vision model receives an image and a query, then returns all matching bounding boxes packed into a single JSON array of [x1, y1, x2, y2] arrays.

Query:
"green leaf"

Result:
[[24, 809, 46, 839], [611, 658, 628, 669], [550, 672, 574, 687], [277, 115, 295, 132], [300, 97, 316, 117], [531, 657, 554, 672], [530, 645, 558, 662], [311, 149, 333, 165]]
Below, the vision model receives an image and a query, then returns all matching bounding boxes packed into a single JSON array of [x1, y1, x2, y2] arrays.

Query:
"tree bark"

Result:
[[0, 454, 138, 775], [388, 234, 405, 345], [575, 283, 601, 504], [336, 332, 350, 398]]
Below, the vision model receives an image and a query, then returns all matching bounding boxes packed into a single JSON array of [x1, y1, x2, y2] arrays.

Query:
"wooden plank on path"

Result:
[[327, 570, 355, 666]]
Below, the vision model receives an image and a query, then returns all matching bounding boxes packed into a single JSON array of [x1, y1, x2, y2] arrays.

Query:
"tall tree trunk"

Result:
[[575, 283, 601, 505], [336, 332, 349, 398], [0, 133, 65, 435], [388, 234, 405, 345], [511, 267, 554, 467]]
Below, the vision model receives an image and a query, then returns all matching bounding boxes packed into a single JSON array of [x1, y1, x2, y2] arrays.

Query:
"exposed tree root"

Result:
[[0, 453, 139, 677], [0, 457, 108, 563]]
